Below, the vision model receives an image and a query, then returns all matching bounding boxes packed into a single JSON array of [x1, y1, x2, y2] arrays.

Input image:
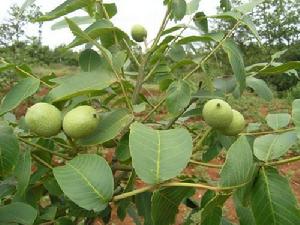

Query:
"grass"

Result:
[[32, 63, 79, 77]]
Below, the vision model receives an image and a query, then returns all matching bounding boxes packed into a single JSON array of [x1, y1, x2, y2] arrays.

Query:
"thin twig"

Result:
[[193, 127, 212, 153], [31, 154, 53, 169], [164, 98, 197, 129]]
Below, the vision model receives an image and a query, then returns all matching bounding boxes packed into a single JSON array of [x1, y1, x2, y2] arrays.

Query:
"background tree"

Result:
[[0, 4, 42, 47]]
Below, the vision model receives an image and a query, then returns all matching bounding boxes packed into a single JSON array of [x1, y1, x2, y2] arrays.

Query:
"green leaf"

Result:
[[168, 44, 186, 61], [0, 122, 19, 176], [292, 99, 300, 126], [186, 0, 201, 15], [67, 19, 129, 49], [177, 32, 225, 45], [36, 0, 90, 22], [0, 77, 40, 116], [214, 76, 236, 94], [253, 131, 298, 162], [193, 12, 208, 33], [14, 149, 31, 196], [265, 113, 291, 130], [78, 109, 133, 146], [200, 191, 230, 219], [161, 24, 186, 36], [129, 122, 192, 184], [220, 136, 254, 187], [258, 61, 300, 75], [116, 133, 131, 162], [234, 194, 256, 225], [0, 202, 37, 225], [46, 69, 115, 103], [79, 49, 103, 72], [251, 167, 300, 225], [235, 0, 264, 14], [211, 11, 261, 42], [97, 3, 117, 19], [136, 192, 153, 225], [246, 77, 273, 101], [187, 191, 230, 224], [222, 39, 246, 94], [53, 154, 114, 212], [166, 80, 191, 115], [151, 187, 195, 225], [0, 62, 15, 73], [247, 122, 261, 132], [112, 51, 127, 73], [171, 0, 187, 20], [51, 16, 94, 30], [40, 206, 57, 221]]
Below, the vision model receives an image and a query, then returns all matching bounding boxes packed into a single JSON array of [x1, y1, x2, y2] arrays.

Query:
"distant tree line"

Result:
[[0, 4, 78, 66]]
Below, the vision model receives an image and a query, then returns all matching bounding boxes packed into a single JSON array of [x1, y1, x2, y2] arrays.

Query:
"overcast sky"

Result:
[[0, 0, 220, 48]]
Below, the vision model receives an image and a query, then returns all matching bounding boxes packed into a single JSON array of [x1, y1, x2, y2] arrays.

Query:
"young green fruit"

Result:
[[202, 99, 233, 129], [63, 105, 99, 139], [221, 109, 245, 136], [131, 24, 147, 42], [25, 103, 62, 137]]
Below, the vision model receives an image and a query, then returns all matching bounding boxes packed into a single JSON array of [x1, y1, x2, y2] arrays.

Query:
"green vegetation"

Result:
[[0, 0, 300, 225]]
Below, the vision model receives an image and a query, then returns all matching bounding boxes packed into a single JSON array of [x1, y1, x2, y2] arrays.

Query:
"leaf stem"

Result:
[[189, 159, 222, 168], [240, 127, 295, 136], [132, 7, 171, 104], [31, 153, 53, 169], [112, 185, 156, 201], [123, 39, 140, 67], [265, 155, 300, 166], [183, 20, 242, 81], [18, 137, 71, 159], [1, 57, 52, 88], [164, 98, 197, 129], [112, 180, 247, 201]]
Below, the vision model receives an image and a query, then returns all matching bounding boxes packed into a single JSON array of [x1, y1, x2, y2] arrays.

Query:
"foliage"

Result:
[[0, 0, 300, 225], [0, 3, 42, 47]]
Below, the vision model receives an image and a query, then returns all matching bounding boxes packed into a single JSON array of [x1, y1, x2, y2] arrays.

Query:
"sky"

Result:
[[0, 0, 220, 48]]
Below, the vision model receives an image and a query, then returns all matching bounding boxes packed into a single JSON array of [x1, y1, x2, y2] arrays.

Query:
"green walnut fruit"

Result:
[[202, 99, 233, 129], [25, 103, 62, 137], [221, 109, 245, 136], [63, 105, 99, 139], [131, 24, 147, 42]]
